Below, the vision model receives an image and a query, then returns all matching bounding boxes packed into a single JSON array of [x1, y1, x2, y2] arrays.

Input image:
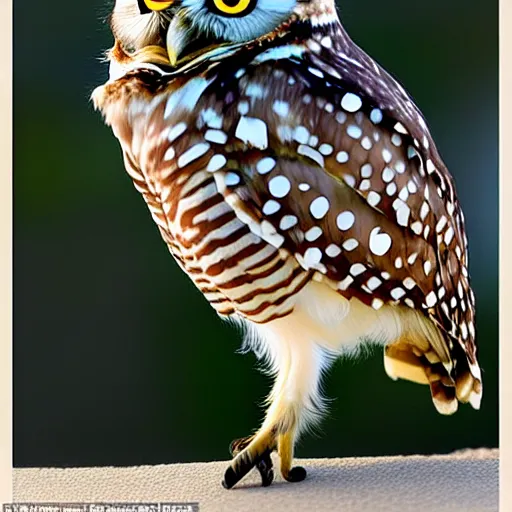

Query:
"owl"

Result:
[[93, 0, 483, 489]]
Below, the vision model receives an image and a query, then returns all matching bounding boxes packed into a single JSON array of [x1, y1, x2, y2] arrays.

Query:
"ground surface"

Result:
[[13, 448, 498, 512]]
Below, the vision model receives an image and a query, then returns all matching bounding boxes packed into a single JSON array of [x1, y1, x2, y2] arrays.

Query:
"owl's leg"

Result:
[[223, 328, 326, 489]]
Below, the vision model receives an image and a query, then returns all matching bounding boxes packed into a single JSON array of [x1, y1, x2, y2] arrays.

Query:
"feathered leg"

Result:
[[223, 323, 329, 489]]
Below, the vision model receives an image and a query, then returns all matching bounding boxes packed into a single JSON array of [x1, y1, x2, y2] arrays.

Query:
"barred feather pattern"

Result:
[[93, 8, 482, 419]]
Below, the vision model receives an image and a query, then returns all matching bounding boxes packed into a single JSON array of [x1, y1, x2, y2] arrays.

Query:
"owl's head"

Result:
[[109, 0, 336, 66]]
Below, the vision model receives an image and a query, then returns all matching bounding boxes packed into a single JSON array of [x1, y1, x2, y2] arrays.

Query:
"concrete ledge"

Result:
[[14, 448, 498, 512]]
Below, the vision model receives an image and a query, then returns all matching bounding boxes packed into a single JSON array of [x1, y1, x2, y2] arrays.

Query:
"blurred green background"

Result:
[[14, 0, 498, 467]]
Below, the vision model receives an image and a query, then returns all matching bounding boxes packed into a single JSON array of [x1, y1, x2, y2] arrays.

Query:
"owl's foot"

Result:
[[228, 434, 274, 487], [222, 428, 306, 489], [277, 430, 307, 483], [223, 432, 276, 489]]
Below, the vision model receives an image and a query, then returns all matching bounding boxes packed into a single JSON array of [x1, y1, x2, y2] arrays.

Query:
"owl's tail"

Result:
[[383, 310, 483, 415]]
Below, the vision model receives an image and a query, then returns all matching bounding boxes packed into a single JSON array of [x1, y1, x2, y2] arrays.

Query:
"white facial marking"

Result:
[[369, 227, 392, 256]]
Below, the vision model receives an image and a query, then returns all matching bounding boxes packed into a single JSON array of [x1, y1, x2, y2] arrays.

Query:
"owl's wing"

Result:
[[186, 55, 480, 408]]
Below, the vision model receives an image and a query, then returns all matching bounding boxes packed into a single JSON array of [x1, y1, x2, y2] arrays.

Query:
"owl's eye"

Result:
[[138, 0, 174, 15], [209, 0, 256, 17]]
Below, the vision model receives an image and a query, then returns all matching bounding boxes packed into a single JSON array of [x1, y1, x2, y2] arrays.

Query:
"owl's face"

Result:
[[110, 0, 317, 65]]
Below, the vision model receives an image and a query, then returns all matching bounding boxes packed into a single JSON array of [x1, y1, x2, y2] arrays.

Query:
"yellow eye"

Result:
[[142, 0, 174, 11], [212, 0, 253, 15]]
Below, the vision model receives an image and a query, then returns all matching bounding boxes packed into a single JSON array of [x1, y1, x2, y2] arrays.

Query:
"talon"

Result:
[[284, 465, 307, 483], [223, 443, 275, 489], [228, 435, 275, 488], [222, 466, 238, 489], [257, 452, 275, 487]]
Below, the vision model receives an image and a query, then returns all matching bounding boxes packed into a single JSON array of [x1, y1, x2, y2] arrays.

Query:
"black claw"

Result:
[[222, 466, 238, 489], [258, 452, 274, 487], [284, 466, 307, 483], [261, 467, 274, 487]]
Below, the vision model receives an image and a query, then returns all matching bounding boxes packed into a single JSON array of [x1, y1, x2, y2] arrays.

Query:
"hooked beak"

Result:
[[138, 1, 188, 66], [166, 12, 193, 67]]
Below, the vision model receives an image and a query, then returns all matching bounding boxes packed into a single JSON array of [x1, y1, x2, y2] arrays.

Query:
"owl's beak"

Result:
[[166, 12, 192, 66]]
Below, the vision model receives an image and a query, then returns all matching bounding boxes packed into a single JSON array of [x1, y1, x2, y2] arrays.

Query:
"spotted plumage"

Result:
[[93, 0, 482, 489]]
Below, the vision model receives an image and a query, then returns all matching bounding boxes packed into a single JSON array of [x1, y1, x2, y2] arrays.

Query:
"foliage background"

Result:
[[14, 0, 498, 466]]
